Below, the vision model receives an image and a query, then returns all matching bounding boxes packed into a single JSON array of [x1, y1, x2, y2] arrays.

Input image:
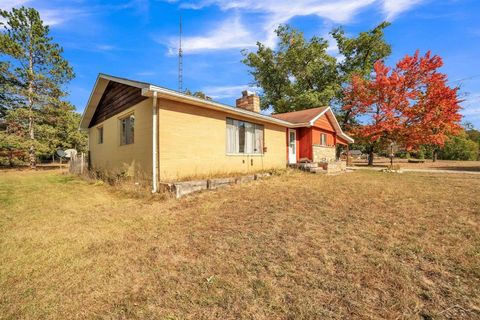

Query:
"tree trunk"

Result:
[[8, 152, 14, 167], [28, 42, 36, 169], [28, 114, 35, 169], [368, 150, 374, 166], [433, 149, 438, 162]]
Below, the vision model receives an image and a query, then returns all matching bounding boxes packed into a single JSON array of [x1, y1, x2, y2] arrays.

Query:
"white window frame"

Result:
[[226, 118, 264, 155], [320, 133, 327, 146]]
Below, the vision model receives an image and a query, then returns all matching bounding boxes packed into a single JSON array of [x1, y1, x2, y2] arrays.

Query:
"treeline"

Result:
[[0, 7, 86, 168], [242, 23, 476, 162]]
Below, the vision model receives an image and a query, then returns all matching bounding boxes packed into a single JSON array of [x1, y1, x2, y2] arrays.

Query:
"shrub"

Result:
[[417, 149, 425, 160], [440, 134, 479, 161]]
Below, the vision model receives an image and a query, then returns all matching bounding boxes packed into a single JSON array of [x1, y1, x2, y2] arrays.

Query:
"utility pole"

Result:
[[178, 15, 183, 92]]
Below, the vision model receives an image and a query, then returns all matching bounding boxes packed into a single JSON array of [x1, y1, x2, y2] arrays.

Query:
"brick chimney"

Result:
[[236, 90, 260, 113]]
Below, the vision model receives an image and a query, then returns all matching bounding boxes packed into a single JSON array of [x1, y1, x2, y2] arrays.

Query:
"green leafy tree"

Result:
[[242, 23, 391, 116], [184, 89, 212, 101], [466, 128, 480, 145], [0, 7, 74, 168], [331, 22, 391, 125], [242, 25, 339, 113], [463, 122, 479, 160], [441, 133, 479, 160]]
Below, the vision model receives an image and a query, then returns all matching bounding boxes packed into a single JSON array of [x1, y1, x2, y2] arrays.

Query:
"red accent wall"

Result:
[[296, 112, 339, 161], [284, 113, 347, 162], [297, 127, 311, 160], [311, 128, 335, 146], [313, 114, 335, 131]]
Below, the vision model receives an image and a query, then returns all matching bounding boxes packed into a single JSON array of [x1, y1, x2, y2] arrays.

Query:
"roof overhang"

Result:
[[142, 85, 292, 127], [79, 74, 149, 130], [80, 74, 292, 130], [79, 74, 354, 143], [321, 107, 355, 144], [288, 107, 354, 143]]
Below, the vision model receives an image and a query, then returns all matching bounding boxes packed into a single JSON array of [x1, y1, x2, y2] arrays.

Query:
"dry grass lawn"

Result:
[[0, 169, 479, 319], [353, 158, 480, 172]]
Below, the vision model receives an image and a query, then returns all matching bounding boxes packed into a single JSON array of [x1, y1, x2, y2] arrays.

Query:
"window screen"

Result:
[[120, 114, 135, 145]]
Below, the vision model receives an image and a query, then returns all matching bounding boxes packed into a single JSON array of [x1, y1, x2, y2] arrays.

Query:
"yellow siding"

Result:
[[158, 98, 287, 180], [88, 98, 152, 180]]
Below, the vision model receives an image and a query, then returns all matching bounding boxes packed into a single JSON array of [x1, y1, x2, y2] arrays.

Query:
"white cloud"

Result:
[[39, 8, 78, 26], [180, 0, 377, 47], [164, 15, 256, 54], [164, 0, 424, 54], [96, 44, 115, 51], [382, 0, 424, 20], [201, 84, 258, 99], [461, 93, 480, 115], [0, 0, 88, 26], [180, 0, 373, 22], [0, 0, 31, 10]]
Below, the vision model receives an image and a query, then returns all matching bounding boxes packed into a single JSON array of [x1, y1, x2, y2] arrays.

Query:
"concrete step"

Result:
[[299, 162, 318, 170], [309, 167, 327, 174]]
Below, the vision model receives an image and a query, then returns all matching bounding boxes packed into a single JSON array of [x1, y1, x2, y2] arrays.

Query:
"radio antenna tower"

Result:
[[178, 15, 183, 92]]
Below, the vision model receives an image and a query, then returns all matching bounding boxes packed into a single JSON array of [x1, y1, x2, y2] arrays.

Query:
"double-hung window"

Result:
[[120, 114, 135, 145], [320, 133, 327, 146], [226, 118, 264, 154]]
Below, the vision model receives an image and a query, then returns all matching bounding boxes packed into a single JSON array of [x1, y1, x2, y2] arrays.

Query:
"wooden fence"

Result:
[[69, 153, 88, 175]]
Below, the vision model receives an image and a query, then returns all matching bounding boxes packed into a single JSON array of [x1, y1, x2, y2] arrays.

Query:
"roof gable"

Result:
[[272, 106, 353, 143], [312, 112, 335, 131], [80, 74, 149, 129], [88, 81, 147, 127]]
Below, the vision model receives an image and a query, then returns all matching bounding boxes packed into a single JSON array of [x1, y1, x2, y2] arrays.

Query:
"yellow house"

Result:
[[79, 74, 353, 191], [79, 74, 290, 187]]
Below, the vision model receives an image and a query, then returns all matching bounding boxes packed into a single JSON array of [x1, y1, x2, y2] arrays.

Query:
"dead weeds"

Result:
[[0, 169, 479, 319]]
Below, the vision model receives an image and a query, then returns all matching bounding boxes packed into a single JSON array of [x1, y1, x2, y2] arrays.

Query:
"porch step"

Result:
[[309, 167, 327, 174], [292, 161, 347, 174], [299, 162, 318, 171]]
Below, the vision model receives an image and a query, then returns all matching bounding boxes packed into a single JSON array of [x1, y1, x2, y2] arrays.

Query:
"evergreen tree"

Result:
[[0, 7, 74, 168]]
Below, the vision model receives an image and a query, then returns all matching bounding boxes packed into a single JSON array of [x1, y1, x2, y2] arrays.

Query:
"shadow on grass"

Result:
[[0, 164, 68, 171]]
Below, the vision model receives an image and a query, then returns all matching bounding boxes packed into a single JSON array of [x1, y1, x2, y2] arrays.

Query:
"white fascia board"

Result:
[[288, 122, 311, 128], [144, 85, 293, 128], [79, 75, 108, 129], [98, 73, 149, 89], [79, 74, 149, 130], [308, 107, 330, 126], [325, 110, 354, 143], [308, 106, 354, 143]]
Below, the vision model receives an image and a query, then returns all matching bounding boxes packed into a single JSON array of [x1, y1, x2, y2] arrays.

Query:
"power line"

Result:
[[449, 74, 480, 84]]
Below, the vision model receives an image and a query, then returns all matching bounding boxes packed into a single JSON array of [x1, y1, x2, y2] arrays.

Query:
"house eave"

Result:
[[142, 86, 293, 127], [79, 74, 149, 130]]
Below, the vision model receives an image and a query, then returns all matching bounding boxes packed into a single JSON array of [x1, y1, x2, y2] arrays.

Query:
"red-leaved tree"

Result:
[[343, 50, 462, 164]]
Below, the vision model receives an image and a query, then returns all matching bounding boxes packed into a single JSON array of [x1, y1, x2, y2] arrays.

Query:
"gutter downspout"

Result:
[[152, 92, 158, 193]]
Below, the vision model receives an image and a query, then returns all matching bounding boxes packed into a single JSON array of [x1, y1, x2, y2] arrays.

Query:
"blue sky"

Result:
[[2, 0, 480, 127]]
